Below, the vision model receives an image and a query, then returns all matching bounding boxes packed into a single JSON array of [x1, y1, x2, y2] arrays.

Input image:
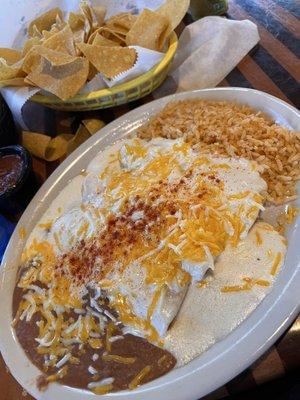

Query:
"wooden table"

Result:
[[1, 0, 299, 399]]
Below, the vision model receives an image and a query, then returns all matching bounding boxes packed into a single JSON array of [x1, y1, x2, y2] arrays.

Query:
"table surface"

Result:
[[1, 0, 299, 399]]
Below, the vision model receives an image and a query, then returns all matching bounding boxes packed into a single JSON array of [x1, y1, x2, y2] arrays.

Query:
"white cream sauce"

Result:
[[22, 137, 286, 366], [164, 222, 286, 366]]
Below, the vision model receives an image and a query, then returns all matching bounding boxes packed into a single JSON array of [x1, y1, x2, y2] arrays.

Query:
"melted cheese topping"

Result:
[[164, 221, 287, 366], [15, 137, 268, 382], [128, 365, 152, 390]]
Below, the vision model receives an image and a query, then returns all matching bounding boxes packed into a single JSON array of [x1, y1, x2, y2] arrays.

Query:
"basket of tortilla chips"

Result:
[[0, 0, 188, 111]]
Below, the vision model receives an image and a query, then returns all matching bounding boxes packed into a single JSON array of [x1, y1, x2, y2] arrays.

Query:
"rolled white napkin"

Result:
[[154, 16, 260, 97]]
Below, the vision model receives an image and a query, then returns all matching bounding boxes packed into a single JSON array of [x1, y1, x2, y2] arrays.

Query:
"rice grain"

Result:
[[138, 99, 300, 204]]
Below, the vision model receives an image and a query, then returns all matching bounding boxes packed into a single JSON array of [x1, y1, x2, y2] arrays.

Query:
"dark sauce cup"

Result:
[[0, 145, 38, 216]]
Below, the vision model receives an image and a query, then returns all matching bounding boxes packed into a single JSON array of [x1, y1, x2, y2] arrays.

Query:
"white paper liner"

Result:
[[78, 73, 106, 95], [1, 86, 39, 130]]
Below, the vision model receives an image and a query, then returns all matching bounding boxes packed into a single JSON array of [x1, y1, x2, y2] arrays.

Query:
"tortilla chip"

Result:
[[45, 134, 73, 161], [105, 13, 137, 34], [43, 25, 76, 56], [22, 49, 41, 74], [80, 1, 93, 27], [22, 131, 73, 161], [31, 25, 43, 39], [0, 49, 23, 82], [77, 43, 136, 79], [107, 12, 132, 22], [52, 14, 66, 32], [80, 3, 106, 32], [22, 45, 77, 74], [126, 9, 170, 51], [41, 31, 52, 40], [25, 55, 89, 100], [91, 6, 106, 27], [87, 62, 98, 81], [0, 77, 29, 88], [28, 8, 63, 37], [35, 46, 77, 64], [92, 32, 120, 47], [80, 1, 94, 40], [68, 12, 85, 31], [22, 131, 51, 159], [0, 59, 24, 81], [41, 29, 57, 40], [99, 27, 126, 45], [0, 48, 22, 64], [103, 25, 128, 36], [67, 118, 104, 155], [87, 27, 102, 44], [68, 12, 86, 47], [157, 0, 190, 35], [67, 124, 91, 155], [82, 118, 105, 134], [22, 37, 41, 57], [88, 26, 124, 45]]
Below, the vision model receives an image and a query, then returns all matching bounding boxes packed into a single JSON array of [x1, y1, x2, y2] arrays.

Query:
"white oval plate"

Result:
[[0, 88, 299, 400]]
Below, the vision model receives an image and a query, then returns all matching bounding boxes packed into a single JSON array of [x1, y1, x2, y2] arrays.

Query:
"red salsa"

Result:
[[0, 154, 23, 196]]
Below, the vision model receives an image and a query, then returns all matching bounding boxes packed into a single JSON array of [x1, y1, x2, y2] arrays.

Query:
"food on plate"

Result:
[[12, 139, 266, 392], [138, 99, 300, 204], [0, 0, 186, 99], [164, 221, 286, 365], [12, 99, 299, 394]]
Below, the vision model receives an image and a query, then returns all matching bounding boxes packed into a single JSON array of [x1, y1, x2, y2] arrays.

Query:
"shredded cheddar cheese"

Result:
[[255, 279, 270, 287], [228, 191, 250, 201], [38, 221, 53, 230], [19, 227, 26, 240], [93, 384, 113, 395], [255, 231, 263, 246], [286, 206, 299, 224], [157, 355, 168, 367], [147, 287, 162, 321], [197, 280, 208, 288], [14, 138, 269, 388], [129, 365, 152, 390], [102, 354, 136, 364], [221, 285, 249, 293], [221, 277, 270, 293], [275, 205, 299, 234], [46, 366, 68, 383], [270, 252, 283, 276], [89, 339, 102, 349], [105, 322, 116, 352]]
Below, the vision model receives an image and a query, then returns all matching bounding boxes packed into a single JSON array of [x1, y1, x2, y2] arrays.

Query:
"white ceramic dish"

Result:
[[0, 88, 299, 400]]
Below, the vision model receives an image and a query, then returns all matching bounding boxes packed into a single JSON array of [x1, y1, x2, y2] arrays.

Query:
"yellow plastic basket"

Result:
[[31, 32, 178, 111]]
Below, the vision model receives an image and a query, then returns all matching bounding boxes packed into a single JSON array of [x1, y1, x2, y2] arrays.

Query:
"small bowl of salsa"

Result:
[[0, 145, 37, 215]]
